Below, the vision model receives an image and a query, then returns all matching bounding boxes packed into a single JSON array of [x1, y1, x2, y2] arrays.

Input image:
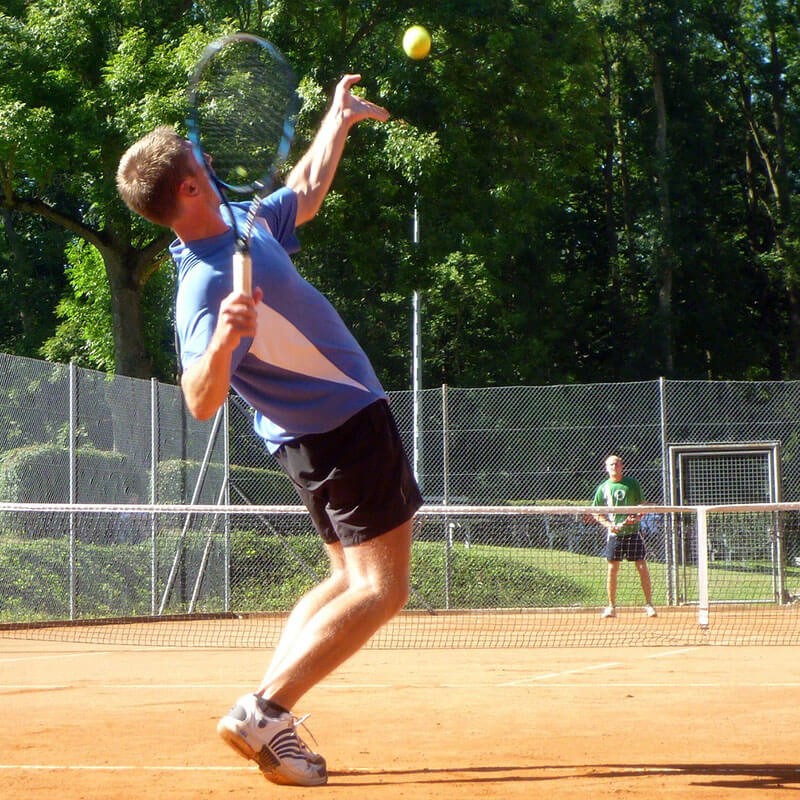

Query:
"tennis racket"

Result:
[[186, 33, 300, 295]]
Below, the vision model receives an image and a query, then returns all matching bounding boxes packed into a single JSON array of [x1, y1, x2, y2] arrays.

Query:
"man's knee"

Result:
[[365, 571, 409, 622]]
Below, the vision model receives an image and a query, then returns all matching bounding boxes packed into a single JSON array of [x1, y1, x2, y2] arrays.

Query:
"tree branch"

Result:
[[0, 192, 108, 251]]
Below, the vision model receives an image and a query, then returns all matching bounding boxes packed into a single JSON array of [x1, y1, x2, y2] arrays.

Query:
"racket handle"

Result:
[[233, 250, 252, 296]]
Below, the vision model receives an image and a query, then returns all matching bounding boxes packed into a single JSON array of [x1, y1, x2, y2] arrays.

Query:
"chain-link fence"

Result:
[[4, 354, 800, 644], [4, 355, 800, 507], [0, 354, 224, 507]]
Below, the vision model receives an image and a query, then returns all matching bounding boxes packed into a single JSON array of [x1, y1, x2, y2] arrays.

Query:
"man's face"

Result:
[[605, 458, 623, 481]]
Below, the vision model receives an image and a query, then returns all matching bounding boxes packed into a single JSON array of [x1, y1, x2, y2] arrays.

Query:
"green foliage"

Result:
[[41, 240, 177, 378], [410, 541, 591, 608], [41, 240, 114, 370], [0, 537, 153, 620], [0, 525, 791, 622], [381, 119, 441, 183], [2, 0, 800, 384], [0, 443, 144, 508], [229, 529, 327, 610], [156, 458, 296, 504]]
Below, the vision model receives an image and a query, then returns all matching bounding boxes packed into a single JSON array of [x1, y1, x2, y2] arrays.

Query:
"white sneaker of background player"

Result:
[[217, 693, 328, 786]]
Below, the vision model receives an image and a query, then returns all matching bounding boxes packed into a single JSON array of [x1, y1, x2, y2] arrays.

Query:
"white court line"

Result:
[[497, 647, 705, 687], [0, 651, 112, 664], [0, 685, 72, 691], [92, 682, 393, 690], [0, 764, 254, 772], [498, 661, 622, 687], [0, 682, 394, 692], [644, 647, 700, 659], [3, 680, 799, 693], [492, 681, 800, 688]]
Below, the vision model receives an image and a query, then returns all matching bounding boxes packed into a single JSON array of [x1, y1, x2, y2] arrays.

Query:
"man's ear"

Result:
[[178, 176, 200, 197]]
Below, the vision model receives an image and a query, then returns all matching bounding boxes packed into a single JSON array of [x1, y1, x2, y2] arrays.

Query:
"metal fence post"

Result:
[[658, 376, 677, 606], [68, 361, 77, 620], [150, 378, 158, 615], [412, 290, 423, 492], [442, 383, 451, 609], [223, 397, 231, 613]]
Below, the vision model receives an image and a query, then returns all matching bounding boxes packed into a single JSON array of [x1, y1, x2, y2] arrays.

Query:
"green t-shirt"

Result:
[[592, 476, 643, 532]]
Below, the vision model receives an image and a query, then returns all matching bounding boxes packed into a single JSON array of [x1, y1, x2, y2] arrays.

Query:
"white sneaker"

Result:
[[600, 606, 616, 618], [217, 694, 327, 786], [644, 604, 657, 617]]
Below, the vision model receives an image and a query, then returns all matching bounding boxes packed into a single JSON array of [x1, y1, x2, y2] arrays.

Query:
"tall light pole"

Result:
[[412, 196, 423, 490]]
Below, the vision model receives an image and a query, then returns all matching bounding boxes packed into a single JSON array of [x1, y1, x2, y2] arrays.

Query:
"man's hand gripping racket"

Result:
[[187, 33, 300, 295]]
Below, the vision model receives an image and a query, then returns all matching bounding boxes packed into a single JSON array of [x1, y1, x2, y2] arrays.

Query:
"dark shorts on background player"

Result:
[[274, 399, 423, 547], [605, 532, 647, 562]]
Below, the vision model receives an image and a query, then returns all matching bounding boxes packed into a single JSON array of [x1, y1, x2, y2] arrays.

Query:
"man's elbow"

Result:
[[187, 401, 218, 422], [286, 179, 322, 226], [180, 379, 221, 421]]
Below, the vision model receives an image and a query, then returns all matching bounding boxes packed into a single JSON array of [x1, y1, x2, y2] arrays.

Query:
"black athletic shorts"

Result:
[[273, 399, 423, 547], [605, 532, 647, 562]]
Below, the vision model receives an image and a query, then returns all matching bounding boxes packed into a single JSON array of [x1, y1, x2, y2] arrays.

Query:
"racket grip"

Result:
[[233, 250, 252, 296]]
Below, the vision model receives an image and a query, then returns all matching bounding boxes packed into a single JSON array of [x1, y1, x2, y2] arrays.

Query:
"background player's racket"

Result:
[[187, 33, 300, 294]]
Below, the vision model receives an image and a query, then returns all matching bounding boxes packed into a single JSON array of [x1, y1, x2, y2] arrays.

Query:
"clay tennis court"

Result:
[[1, 615, 798, 799]]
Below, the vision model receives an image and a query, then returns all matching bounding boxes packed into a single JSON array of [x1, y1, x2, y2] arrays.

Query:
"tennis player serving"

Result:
[[116, 71, 421, 787]]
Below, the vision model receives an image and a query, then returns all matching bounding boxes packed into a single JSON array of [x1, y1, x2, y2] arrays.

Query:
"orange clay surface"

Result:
[[0, 636, 798, 799]]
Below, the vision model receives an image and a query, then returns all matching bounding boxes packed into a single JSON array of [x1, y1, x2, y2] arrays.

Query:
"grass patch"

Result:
[[0, 528, 792, 622]]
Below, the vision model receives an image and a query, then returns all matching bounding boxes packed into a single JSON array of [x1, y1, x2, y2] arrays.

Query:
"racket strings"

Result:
[[191, 39, 298, 192]]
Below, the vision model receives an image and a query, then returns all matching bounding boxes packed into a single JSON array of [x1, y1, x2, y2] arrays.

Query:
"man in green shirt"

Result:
[[591, 454, 656, 619]]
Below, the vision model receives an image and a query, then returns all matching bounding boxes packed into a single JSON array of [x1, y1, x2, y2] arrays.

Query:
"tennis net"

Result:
[[0, 502, 798, 648]]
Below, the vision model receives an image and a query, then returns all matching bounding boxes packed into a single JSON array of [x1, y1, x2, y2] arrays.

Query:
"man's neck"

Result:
[[173, 199, 230, 244]]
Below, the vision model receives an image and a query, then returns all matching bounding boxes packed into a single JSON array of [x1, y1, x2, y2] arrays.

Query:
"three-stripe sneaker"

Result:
[[217, 694, 328, 786]]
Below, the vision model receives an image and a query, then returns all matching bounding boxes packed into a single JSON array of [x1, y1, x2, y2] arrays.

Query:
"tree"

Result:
[[700, 0, 800, 376], [4, 0, 800, 388], [0, 1, 200, 378]]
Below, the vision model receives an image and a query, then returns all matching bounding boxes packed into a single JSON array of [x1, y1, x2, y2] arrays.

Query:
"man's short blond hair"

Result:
[[116, 127, 196, 227]]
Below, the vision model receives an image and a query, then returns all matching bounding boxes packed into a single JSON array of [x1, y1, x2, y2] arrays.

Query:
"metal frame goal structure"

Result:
[[667, 442, 791, 616]]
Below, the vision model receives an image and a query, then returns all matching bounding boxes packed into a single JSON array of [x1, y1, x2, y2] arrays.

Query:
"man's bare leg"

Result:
[[636, 559, 653, 605], [606, 560, 620, 608], [257, 519, 413, 711], [259, 554, 350, 691]]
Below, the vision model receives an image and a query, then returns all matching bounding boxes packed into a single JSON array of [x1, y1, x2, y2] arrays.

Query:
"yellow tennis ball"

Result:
[[403, 25, 431, 60]]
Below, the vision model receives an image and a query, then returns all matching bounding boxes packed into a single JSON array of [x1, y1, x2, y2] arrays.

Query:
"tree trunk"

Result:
[[600, 38, 619, 285], [104, 248, 153, 379], [652, 48, 674, 376], [1, 208, 35, 342], [764, 17, 800, 376]]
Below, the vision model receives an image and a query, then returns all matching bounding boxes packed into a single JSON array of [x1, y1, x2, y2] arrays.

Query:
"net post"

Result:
[[696, 506, 709, 628]]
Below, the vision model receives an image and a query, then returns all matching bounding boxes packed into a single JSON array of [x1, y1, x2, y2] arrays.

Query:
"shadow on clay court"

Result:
[[330, 762, 800, 789]]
